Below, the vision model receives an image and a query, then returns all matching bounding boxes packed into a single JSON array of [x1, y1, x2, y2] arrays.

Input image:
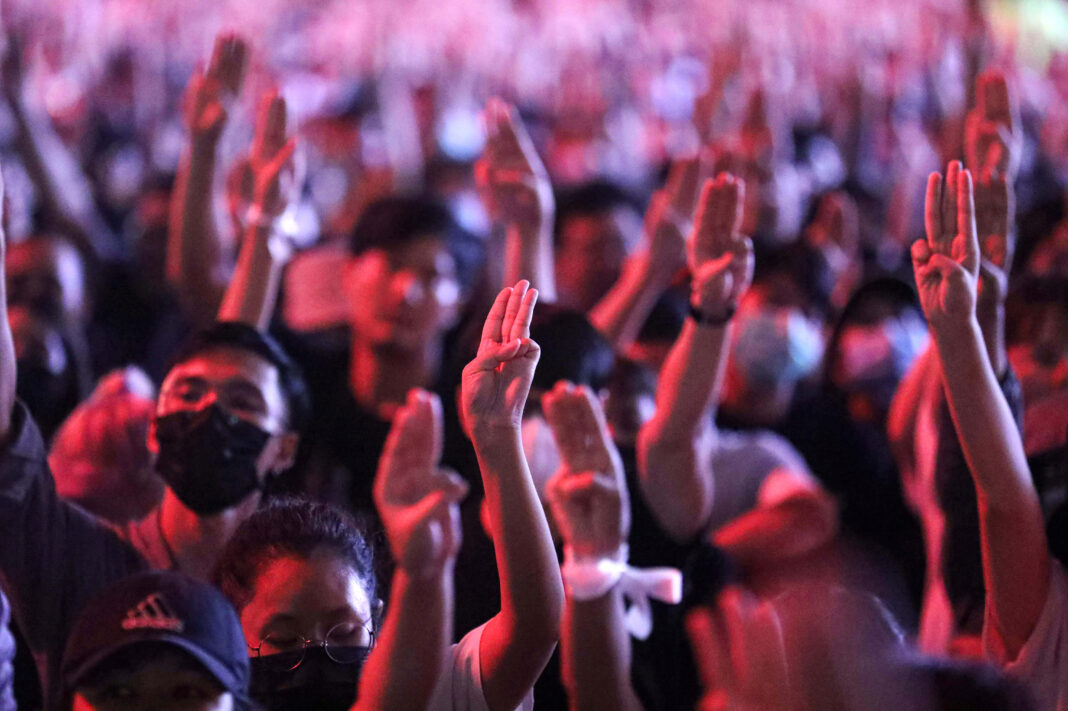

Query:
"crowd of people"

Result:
[[0, 0, 1065, 709]]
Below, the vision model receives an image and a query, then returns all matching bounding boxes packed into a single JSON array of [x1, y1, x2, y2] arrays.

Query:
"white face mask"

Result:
[[732, 307, 824, 388]]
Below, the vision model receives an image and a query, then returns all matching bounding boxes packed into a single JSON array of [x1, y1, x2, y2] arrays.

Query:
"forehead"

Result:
[[242, 550, 372, 629], [358, 234, 456, 272], [163, 347, 281, 393]]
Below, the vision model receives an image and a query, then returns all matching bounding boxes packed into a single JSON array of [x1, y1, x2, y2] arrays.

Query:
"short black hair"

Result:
[[553, 179, 643, 247], [348, 194, 484, 289], [167, 322, 311, 432], [528, 305, 615, 396], [212, 498, 377, 622]]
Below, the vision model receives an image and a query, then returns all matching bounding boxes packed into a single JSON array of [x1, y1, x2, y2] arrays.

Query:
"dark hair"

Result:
[[212, 498, 376, 621], [821, 277, 923, 388], [348, 194, 484, 288], [528, 305, 615, 395], [751, 242, 833, 320], [166, 322, 311, 432], [553, 179, 643, 247]]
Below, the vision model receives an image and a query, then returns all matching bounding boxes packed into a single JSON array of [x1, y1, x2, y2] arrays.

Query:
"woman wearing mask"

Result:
[[213, 281, 558, 711]]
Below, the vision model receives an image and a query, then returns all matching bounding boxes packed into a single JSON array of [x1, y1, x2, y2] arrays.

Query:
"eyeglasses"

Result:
[[248, 620, 375, 672]]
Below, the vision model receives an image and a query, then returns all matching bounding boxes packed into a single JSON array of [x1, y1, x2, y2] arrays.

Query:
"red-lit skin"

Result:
[[542, 382, 642, 711], [590, 156, 699, 355], [343, 235, 463, 420], [637, 175, 838, 572], [72, 649, 233, 711], [5, 236, 88, 326], [554, 207, 643, 313], [477, 98, 557, 301], [913, 164, 1048, 662], [167, 33, 249, 329], [145, 346, 299, 581], [462, 282, 564, 711]]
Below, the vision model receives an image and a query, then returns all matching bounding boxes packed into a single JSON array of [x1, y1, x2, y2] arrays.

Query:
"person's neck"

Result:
[[159, 488, 259, 581], [721, 379, 794, 429], [348, 336, 439, 420]]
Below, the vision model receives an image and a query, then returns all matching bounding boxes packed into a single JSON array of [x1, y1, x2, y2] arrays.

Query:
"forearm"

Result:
[[887, 343, 936, 469], [711, 493, 837, 569], [976, 298, 1007, 378], [588, 256, 673, 354], [931, 319, 1048, 655], [472, 425, 563, 710], [636, 419, 713, 542], [8, 100, 114, 259], [504, 223, 557, 303], [167, 140, 227, 325], [354, 568, 451, 711], [217, 224, 284, 329], [635, 320, 727, 537], [562, 590, 643, 711]]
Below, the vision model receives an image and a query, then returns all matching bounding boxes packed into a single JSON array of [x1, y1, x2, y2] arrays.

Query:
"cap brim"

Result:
[[66, 636, 244, 697]]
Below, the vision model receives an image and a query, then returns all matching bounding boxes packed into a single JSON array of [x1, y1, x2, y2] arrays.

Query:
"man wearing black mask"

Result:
[[0, 222, 310, 711]]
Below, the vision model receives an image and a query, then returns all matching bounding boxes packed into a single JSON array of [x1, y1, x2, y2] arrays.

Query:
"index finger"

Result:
[[924, 172, 943, 250], [980, 71, 1014, 132], [253, 91, 287, 157], [508, 286, 538, 342], [666, 155, 701, 216], [480, 286, 513, 342]]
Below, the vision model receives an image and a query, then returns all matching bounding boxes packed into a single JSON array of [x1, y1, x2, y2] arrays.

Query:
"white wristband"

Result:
[[561, 544, 683, 640]]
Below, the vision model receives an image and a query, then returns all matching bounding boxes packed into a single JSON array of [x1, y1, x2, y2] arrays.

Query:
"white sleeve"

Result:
[[427, 623, 535, 711], [983, 560, 1068, 711]]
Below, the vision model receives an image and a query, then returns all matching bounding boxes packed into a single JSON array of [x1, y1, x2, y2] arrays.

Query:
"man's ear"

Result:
[[269, 432, 300, 474]]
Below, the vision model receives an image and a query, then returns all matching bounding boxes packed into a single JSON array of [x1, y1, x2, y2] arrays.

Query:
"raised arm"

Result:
[[476, 100, 557, 302], [167, 33, 248, 327], [636, 174, 752, 541], [543, 382, 642, 711], [1, 33, 118, 260], [965, 70, 1018, 378], [360, 390, 467, 711], [912, 161, 1047, 660], [589, 156, 699, 353], [217, 92, 297, 329], [461, 281, 564, 710]]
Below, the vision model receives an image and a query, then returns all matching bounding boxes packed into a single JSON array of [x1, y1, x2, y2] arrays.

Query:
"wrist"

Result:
[[688, 300, 736, 328], [470, 421, 522, 449], [930, 314, 983, 350]]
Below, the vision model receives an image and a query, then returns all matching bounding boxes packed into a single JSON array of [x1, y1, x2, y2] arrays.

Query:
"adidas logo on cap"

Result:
[[121, 593, 185, 633]]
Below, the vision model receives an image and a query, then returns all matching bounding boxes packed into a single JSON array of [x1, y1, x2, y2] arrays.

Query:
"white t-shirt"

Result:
[[984, 560, 1068, 711], [429, 623, 535, 711]]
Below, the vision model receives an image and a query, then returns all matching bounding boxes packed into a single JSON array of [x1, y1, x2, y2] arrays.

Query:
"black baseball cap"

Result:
[[61, 571, 251, 708]]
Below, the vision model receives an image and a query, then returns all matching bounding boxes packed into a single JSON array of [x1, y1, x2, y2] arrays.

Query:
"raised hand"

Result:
[[688, 587, 790, 711], [461, 280, 540, 430], [374, 389, 468, 580], [688, 173, 754, 321], [476, 98, 553, 234], [228, 91, 298, 234], [964, 70, 1019, 180], [973, 166, 1015, 307], [912, 161, 980, 329], [640, 155, 701, 282], [182, 33, 248, 143], [543, 382, 629, 559]]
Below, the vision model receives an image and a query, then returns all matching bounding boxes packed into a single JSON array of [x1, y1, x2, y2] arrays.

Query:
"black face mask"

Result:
[[153, 404, 271, 515], [250, 646, 370, 711]]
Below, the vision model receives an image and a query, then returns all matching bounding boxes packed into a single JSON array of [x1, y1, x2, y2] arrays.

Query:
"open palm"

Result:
[[689, 173, 754, 317], [374, 390, 467, 579], [461, 280, 540, 430], [912, 161, 980, 328]]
